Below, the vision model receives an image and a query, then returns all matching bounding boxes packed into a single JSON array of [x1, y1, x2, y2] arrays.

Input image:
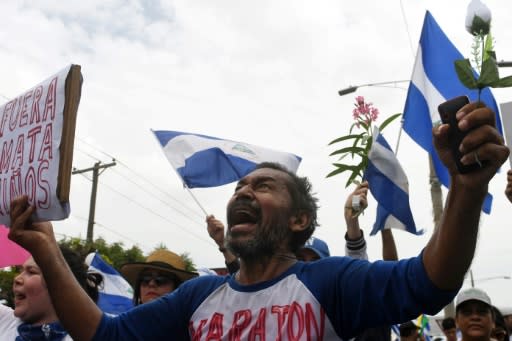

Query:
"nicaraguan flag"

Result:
[[152, 130, 301, 188], [86, 252, 133, 315], [364, 127, 421, 236], [402, 11, 501, 214]]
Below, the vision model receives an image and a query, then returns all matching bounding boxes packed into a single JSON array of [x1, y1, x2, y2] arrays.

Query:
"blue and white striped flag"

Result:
[[152, 130, 301, 188], [403, 11, 501, 213], [364, 127, 421, 236], [86, 252, 133, 315]]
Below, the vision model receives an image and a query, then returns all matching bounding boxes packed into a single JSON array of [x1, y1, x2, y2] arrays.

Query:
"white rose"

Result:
[[465, 0, 492, 35]]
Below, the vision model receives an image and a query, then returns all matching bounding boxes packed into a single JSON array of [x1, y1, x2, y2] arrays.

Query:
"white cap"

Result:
[[499, 307, 512, 316], [456, 288, 491, 308]]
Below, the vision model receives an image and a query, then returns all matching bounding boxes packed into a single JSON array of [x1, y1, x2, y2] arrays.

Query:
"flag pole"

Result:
[[150, 129, 210, 217], [183, 184, 208, 217]]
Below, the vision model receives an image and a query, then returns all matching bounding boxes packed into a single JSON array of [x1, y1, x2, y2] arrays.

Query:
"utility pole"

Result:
[[72, 160, 116, 244]]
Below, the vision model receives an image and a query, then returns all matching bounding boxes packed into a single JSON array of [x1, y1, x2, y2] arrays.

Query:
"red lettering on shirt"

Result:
[[287, 302, 304, 340], [271, 305, 290, 341], [189, 319, 208, 341], [248, 308, 266, 341], [228, 309, 251, 341], [206, 312, 224, 340], [305, 303, 325, 340]]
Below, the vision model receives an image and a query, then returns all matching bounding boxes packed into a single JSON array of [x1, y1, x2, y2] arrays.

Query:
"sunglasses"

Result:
[[139, 274, 174, 286]]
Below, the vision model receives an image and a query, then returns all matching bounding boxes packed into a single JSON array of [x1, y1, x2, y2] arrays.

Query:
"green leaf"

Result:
[[358, 121, 369, 131], [326, 167, 349, 178], [330, 163, 360, 171], [379, 113, 402, 132], [329, 146, 366, 157], [483, 32, 494, 62], [352, 135, 362, 149], [328, 133, 364, 145], [349, 122, 358, 134], [490, 75, 512, 88], [455, 59, 478, 89], [478, 57, 499, 86], [345, 169, 362, 188], [326, 164, 359, 178]]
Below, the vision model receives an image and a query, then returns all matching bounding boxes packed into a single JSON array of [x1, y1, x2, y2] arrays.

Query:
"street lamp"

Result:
[[338, 80, 410, 96], [498, 60, 512, 67], [467, 269, 511, 288]]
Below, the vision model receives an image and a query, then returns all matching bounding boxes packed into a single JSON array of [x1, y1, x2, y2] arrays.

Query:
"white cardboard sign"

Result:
[[0, 65, 73, 225]]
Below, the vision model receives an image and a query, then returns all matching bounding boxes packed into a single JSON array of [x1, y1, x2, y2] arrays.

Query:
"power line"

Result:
[[96, 178, 214, 247], [72, 137, 216, 248], [75, 146, 102, 163], [77, 137, 116, 160], [94, 221, 152, 250], [109, 167, 204, 225], [73, 165, 210, 246], [116, 159, 204, 220], [70, 214, 152, 250], [399, 0, 416, 59], [76, 137, 203, 220]]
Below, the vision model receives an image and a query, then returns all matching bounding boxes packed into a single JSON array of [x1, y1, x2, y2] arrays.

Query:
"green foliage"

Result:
[[58, 236, 145, 270], [179, 252, 197, 272], [455, 59, 478, 89], [0, 267, 19, 308], [456, 26, 512, 99], [151, 243, 197, 271]]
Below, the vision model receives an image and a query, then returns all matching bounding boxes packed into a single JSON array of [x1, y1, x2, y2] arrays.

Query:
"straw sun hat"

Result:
[[120, 249, 198, 287]]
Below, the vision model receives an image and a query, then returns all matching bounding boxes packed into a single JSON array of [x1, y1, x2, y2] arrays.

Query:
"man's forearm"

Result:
[[423, 182, 486, 290], [36, 244, 102, 341]]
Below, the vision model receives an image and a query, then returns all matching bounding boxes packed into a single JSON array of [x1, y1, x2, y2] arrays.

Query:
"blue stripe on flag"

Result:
[[152, 130, 302, 188], [403, 11, 501, 214], [87, 253, 134, 315], [364, 128, 420, 235]]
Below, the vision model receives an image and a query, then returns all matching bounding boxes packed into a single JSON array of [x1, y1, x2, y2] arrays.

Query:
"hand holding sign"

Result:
[[0, 65, 81, 225]]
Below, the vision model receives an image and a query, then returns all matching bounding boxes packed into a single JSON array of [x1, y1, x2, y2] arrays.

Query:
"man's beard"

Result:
[[226, 213, 291, 261]]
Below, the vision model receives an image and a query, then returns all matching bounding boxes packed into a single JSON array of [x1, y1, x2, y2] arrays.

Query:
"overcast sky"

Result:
[[1, 0, 511, 309]]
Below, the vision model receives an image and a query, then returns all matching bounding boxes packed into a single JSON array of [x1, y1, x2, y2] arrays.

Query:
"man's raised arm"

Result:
[[9, 195, 102, 341], [423, 102, 509, 290]]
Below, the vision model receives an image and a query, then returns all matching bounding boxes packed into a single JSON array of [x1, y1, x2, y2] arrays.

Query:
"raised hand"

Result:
[[8, 195, 57, 256], [505, 169, 512, 203], [206, 214, 226, 248], [433, 102, 509, 188]]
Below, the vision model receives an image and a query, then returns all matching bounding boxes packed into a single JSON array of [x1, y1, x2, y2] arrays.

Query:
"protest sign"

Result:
[[0, 65, 81, 225], [500, 102, 512, 168]]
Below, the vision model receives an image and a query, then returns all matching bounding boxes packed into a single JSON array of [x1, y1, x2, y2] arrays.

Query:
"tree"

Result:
[[59, 236, 145, 270], [152, 243, 197, 271], [0, 267, 19, 308]]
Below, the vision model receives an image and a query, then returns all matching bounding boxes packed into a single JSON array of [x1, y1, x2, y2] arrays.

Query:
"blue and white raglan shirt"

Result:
[[93, 254, 457, 340]]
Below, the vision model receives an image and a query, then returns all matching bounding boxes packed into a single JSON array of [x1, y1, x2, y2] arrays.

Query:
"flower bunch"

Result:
[[352, 96, 379, 127], [455, 0, 512, 99], [327, 96, 400, 187]]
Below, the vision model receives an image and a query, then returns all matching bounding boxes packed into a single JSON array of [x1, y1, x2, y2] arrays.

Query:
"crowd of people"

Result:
[[0, 102, 511, 340]]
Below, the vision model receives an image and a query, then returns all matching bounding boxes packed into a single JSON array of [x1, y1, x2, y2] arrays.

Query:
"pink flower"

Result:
[[351, 96, 380, 124], [371, 107, 379, 121]]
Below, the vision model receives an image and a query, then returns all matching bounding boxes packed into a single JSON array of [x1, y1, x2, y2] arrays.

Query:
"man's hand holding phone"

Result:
[[433, 97, 509, 188]]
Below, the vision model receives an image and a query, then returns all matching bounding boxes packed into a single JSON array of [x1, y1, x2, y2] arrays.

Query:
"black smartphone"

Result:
[[438, 95, 481, 174]]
